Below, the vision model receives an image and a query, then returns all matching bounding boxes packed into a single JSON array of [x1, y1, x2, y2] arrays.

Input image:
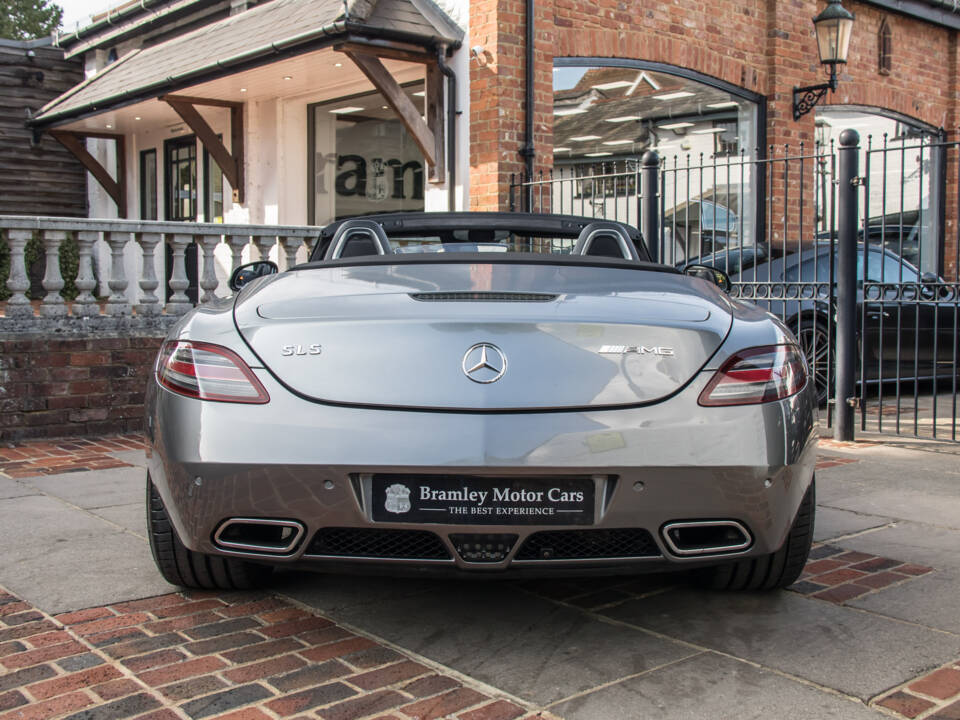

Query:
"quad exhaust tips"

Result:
[[213, 518, 305, 555], [661, 520, 752, 556]]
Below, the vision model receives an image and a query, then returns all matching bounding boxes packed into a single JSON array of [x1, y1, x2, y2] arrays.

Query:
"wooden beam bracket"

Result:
[[49, 130, 127, 218], [161, 94, 245, 204], [342, 50, 444, 184]]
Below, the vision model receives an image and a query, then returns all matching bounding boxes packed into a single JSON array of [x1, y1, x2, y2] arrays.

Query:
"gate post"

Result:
[[835, 129, 860, 441], [641, 150, 660, 263]]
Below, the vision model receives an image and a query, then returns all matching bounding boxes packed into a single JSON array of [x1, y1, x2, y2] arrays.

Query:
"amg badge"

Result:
[[599, 345, 675, 356]]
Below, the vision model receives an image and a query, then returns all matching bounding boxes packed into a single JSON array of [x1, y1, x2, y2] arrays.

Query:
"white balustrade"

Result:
[[73, 230, 99, 317], [0, 217, 319, 324], [136, 232, 162, 316], [4, 230, 33, 318], [40, 230, 67, 318], [104, 231, 131, 316]]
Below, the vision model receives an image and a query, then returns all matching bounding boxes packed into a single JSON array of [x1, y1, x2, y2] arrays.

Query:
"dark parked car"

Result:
[[719, 243, 955, 402]]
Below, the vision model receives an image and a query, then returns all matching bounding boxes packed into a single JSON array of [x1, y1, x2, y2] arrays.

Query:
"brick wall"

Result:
[[468, 0, 959, 263], [0, 335, 163, 442]]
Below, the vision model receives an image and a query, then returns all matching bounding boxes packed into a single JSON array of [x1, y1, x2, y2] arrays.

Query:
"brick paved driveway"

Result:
[[1, 435, 959, 719]]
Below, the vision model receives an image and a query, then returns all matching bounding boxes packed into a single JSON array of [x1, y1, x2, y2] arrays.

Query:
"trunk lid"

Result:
[[234, 262, 731, 410]]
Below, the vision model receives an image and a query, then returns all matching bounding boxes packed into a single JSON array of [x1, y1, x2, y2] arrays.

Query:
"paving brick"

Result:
[[801, 558, 846, 575], [257, 608, 309, 624], [27, 664, 123, 700], [180, 683, 275, 719], [2, 611, 44, 625], [930, 699, 960, 720], [403, 675, 462, 698], [219, 598, 288, 619], [143, 611, 222, 635], [183, 617, 261, 640], [854, 571, 909, 590], [139, 655, 227, 687], [876, 691, 936, 718], [0, 663, 58, 692], [848, 557, 904, 573], [152, 599, 228, 618], [268, 660, 353, 692], [259, 616, 333, 639], [57, 652, 105, 672], [0, 602, 30, 617], [70, 613, 149, 637], [910, 666, 960, 701], [299, 626, 352, 647], [317, 689, 408, 720], [833, 551, 876, 564], [457, 699, 527, 720], [85, 626, 147, 648], [28, 630, 74, 648], [134, 710, 182, 720], [0, 691, 27, 713], [300, 637, 377, 663], [55, 607, 115, 625], [61, 692, 162, 720], [350, 660, 430, 691], [184, 631, 262, 656], [159, 674, 229, 701], [400, 688, 488, 720], [786, 580, 828, 595], [93, 679, 144, 701], [812, 583, 872, 604], [109, 595, 185, 614], [207, 710, 273, 720], [1, 639, 86, 669], [0, 690, 92, 720], [808, 568, 869, 586], [342, 646, 403, 670], [121, 648, 187, 672], [897, 564, 935, 576], [0, 620, 57, 642], [807, 545, 843, 560], [222, 637, 304, 664], [264, 682, 356, 717], [0, 641, 25, 658], [103, 632, 185, 659], [223, 653, 306, 684]]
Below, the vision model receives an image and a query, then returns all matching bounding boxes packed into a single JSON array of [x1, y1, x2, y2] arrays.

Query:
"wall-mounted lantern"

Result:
[[793, 0, 855, 121]]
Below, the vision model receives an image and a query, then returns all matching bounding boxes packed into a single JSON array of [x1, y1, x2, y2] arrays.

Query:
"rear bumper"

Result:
[[146, 369, 817, 574]]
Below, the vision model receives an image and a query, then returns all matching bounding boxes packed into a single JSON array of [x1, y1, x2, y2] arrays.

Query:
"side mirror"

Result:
[[684, 263, 732, 293], [920, 272, 939, 284], [229, 260, 278, 292]]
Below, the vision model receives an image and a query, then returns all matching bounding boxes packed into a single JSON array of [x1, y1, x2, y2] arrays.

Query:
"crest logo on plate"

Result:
[[384, 483, 412, 514], [462, 343, 507, 384]]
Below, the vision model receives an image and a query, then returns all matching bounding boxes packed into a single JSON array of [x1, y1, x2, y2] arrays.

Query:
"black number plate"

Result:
[[371, 475, 594, 526]]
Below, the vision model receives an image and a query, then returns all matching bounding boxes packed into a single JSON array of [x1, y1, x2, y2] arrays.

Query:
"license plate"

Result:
[[371, 475, 594, 525]]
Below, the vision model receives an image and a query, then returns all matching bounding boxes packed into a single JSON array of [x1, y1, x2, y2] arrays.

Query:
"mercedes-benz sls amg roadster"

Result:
[[145, 212, 817, 591]]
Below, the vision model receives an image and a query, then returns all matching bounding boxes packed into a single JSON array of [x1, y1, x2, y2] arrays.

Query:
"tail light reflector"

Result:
[[698, 345, 806, 406], [156, 341, 269, 404]]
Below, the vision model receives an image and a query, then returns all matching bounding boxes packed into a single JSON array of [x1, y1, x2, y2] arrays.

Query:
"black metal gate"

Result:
[[510, 131, 960, 441]]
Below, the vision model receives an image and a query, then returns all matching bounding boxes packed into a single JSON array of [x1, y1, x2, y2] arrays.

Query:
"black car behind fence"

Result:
[[511, 130, 960, 442]]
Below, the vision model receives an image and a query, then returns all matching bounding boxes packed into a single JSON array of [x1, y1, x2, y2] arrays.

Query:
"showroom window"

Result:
[[816, 107, 943, 274], [308, 83, 426, 226], [552, 61, 762, 263]]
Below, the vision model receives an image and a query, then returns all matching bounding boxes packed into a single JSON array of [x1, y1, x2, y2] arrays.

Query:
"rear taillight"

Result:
[[698, 345, 806, 407], [156, 341, 269, 404]]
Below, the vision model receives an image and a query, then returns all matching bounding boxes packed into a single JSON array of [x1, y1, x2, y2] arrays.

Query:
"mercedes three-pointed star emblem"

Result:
[[462, 343, 507, 384]]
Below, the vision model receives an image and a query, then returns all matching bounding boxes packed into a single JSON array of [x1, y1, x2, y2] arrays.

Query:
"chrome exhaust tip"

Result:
[[661, 520, 752, 556], [213, 518, 305, 555]]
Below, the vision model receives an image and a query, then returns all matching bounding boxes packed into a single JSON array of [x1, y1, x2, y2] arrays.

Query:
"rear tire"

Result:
[[694, 479, 815, 591], [147, 473, 273, 590]]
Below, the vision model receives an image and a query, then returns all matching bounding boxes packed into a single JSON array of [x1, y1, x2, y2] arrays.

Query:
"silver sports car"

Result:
[[145, 212, 817, 592]]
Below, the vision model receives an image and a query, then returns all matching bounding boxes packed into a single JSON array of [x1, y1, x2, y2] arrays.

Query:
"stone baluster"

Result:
[[104, 231, 131, 316], [4, 230, 34, 318], [136, 232, 162, 316], [198, 233, 221, 304], [227, 235, 248, 274], [253, 235, 275, 263], [302, 236, 314, 259], [282, 236, 301, 270], [166, 234, 193, 315], [40, 230, 67, 318], [72, 230, 99, 317]]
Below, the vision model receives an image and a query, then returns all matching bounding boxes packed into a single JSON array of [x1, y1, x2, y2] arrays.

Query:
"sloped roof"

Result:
[[33, 0, 460, 127]]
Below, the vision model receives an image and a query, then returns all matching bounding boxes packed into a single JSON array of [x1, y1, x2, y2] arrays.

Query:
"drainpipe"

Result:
[[437, 45, 457, 211], [520, 0, 535, 210]]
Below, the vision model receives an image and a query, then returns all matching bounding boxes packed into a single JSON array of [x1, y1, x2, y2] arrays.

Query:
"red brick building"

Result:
[[468, 0, 960, 274]]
